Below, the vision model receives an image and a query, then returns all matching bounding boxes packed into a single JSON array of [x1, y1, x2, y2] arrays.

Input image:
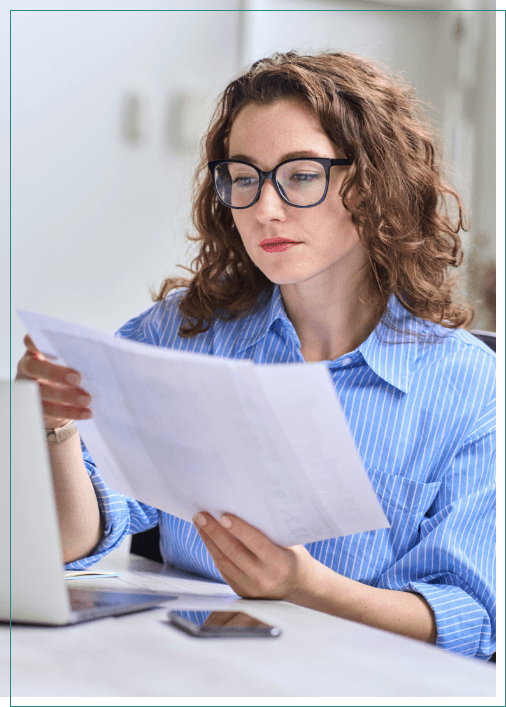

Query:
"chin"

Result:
[[250, 255, 316, 286], [269, 276, 305, 285], [260, 270, 311, 286]]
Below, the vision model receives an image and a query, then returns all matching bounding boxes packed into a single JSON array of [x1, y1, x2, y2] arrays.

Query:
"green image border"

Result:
[[5, 0, 506, 707]]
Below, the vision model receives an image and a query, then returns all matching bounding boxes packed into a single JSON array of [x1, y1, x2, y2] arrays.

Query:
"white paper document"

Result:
[[18, 309, 389, 546]]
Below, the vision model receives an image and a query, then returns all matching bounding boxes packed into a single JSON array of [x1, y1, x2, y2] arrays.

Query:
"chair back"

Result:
[[470, 330, 496, 352], [130, 525, 163, 563]]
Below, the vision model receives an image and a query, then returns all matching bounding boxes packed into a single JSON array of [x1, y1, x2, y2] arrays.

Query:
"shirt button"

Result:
[[341, 358, 352, 366]]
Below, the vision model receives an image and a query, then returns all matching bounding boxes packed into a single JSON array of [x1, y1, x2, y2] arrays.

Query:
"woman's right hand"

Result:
[[16, 334, 92, 430]]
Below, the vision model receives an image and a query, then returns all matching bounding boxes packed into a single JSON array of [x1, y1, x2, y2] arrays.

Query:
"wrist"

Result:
[[46, 420, 78, 444], [45, 417, 73, 431], [285, 550, 352, 614], [285, 546, 328, 605]]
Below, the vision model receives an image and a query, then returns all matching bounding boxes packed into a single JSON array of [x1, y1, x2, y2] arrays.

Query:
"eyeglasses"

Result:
[[208, 157, 352, 209]]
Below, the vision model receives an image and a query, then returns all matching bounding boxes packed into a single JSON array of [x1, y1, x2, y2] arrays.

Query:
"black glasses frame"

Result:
[[207, 157, 352, 209]]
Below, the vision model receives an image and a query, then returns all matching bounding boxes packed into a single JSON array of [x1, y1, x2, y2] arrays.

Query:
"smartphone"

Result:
[[168, 610, 281, 638]]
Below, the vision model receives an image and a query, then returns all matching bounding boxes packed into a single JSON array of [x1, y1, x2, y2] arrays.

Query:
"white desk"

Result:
[[3, 551, 496, 699]]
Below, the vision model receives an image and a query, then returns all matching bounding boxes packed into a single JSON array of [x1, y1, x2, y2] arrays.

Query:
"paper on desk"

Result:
[[17, 308, 389, 546], [65, 570, 120, 580]]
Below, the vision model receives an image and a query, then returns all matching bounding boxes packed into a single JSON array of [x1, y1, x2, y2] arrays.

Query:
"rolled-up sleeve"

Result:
[[380, 428, 496, 660], [64, 440, 160, 570]]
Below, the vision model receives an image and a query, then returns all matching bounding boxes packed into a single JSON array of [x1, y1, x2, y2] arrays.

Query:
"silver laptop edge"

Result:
[[1, 380, 176, 625]]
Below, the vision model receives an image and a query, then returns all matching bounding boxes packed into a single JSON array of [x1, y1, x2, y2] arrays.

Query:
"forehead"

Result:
[[228, 99, 338, 164]]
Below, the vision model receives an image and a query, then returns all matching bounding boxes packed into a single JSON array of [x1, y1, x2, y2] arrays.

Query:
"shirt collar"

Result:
[[357, 294, 419, 394], [235, 284, 292, 354], [235, 286, 419, 394]]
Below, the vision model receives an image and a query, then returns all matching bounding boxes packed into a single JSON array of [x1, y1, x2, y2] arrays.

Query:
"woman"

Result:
[[17, 51, 495, 659]]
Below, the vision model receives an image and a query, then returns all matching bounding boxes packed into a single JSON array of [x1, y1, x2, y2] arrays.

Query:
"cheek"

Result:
[[231, 211, 241, 234], [231, 210, 244, 234], [329, 184, 358, 228], [232, 212, 256, 246], [317, 198, 354, 234]]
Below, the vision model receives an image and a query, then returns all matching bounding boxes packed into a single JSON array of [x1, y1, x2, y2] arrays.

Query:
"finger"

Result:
[[196, 523, 256, 592], [217, 567, 256, 599], [37, 382, 92, 421], [42, 399, 92, 422], [193, 513, 259, 574], [23, 334, 37, 353], [217, 514, 279, 563], [37, 380, 90, 407], [23, 335, 58, 361], [21, 353, 82, 389]]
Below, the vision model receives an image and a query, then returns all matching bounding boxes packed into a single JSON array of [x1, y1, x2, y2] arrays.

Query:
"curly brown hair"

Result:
[[153, 50, 473, 336]]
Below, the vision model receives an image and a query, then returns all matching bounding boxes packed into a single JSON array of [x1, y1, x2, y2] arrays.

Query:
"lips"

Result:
[[259, 238, 299, 246], [260, 241, 300, 253]]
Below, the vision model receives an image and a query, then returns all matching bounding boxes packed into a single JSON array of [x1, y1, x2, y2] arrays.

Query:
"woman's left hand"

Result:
[[192, 512, 316, 601], [193, 512, 439, 645]]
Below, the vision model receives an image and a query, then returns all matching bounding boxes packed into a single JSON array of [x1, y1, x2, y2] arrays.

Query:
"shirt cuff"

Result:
[[409, 580, 495, 660]]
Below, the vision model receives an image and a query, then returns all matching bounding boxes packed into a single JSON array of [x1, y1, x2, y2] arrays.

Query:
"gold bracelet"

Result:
[[46, 421, 78, 444]]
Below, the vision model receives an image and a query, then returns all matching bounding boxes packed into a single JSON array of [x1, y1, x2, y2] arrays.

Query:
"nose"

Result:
[[253, 178, 287, 223]]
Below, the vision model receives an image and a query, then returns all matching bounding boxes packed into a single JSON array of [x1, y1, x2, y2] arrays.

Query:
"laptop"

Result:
[[0, 379, 177, 625]]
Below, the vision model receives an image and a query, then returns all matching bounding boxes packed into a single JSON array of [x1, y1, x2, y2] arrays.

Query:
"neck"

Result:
[[280, 267, 381, 363]]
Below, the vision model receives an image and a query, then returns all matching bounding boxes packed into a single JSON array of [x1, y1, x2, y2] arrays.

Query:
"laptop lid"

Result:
[[1, 380, 178, 625], [0, 379, 72, 624]]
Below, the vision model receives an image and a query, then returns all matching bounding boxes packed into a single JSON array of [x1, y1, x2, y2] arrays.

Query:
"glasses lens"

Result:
[[214, 162, 259, 208], [276, 160, 327, 206]]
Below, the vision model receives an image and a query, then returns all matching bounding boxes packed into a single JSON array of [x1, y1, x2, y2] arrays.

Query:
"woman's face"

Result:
[[228, 99, 366, 288]]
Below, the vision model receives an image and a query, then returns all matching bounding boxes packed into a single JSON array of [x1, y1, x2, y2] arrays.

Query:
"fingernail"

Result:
[[193, 513, 206, 527], [80, 411, 92, 419], [67, 373, 80, 385], [218, 516, 232, 528], [77, 395, 90, 405]]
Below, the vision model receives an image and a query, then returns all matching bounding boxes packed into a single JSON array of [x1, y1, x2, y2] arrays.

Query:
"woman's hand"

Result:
[[193, 511, 437, 644], [192, 512, 317, 601], [16, 334, 92, 429]]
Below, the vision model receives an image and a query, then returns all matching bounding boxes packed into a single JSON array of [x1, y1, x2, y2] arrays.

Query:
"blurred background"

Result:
[[6, 2, 498, 379]]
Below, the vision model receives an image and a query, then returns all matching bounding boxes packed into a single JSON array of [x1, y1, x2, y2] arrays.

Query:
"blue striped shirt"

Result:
[[67, 285, 496, 660]]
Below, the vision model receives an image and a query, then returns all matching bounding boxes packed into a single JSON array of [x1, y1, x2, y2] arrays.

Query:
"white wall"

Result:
[[242, 3, 438, 104], [9, 6, 240, 379]]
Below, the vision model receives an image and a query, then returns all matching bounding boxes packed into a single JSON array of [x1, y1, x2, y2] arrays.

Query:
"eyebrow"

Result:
[[227, 150, 328, 164]]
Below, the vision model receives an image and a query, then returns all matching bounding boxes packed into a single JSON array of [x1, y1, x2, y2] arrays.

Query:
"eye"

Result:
[[290, 172, 320, 182], [286, 171, 322, 186], [232, 175, 259, 187]]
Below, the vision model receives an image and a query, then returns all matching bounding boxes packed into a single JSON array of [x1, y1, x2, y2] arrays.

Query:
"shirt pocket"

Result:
[[367, 468, 441, 557]]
